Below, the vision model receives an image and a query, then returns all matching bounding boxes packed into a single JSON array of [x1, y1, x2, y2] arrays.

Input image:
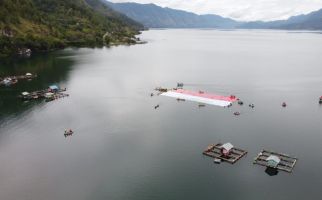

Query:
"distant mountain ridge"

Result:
[[104, 1, 240, 28], [241, 9, 322, 30], [105, 0, 322, 30]]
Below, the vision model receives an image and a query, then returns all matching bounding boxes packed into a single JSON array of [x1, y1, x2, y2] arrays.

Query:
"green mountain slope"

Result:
[[0, 0, 144, 56]]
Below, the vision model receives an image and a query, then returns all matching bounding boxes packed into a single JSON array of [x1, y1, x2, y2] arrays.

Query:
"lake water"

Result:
[[1, 29, 322, 200]]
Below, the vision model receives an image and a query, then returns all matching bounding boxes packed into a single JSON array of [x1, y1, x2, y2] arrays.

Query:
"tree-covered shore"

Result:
[[0, 0, 144, 57]]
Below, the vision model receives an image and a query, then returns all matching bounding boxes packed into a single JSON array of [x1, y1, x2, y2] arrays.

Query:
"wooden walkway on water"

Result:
[[203, 143, 247, 164], [253, 150, 298, 173]]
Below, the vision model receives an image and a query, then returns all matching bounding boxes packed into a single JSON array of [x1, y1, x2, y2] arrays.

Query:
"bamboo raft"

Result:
[[203, 143, 247, 164], [253, 150, 298, 173]]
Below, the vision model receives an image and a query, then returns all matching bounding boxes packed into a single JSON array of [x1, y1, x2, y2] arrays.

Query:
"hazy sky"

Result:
[[109, 0, 322, 21]]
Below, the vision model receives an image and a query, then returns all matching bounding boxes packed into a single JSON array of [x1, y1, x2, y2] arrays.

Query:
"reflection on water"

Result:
[[265, 167, 279, 176]]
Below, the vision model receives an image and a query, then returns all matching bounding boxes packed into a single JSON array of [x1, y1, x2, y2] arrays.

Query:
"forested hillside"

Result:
[[0, 0, 144, 56]]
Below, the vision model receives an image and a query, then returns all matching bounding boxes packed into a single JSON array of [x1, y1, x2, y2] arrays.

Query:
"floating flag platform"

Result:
[[161, 89, 237, 107]]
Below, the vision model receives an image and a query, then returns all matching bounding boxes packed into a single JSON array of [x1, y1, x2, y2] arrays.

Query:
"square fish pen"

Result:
[[203, 143, 247, 164], [253, 150, 298, 173]]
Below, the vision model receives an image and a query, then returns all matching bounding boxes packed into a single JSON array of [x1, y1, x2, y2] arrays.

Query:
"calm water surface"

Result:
[[1, 29, 322, 200]]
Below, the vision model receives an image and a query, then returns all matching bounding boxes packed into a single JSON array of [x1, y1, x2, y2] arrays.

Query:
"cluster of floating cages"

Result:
[[19, 86, 69, 102], [203, 143, 298, 174], [0, 73, 37, 86]]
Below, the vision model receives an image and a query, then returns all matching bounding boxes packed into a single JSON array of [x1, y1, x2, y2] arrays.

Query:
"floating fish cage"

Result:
[[203, 143, 247, 164], [253, 150, 298, 173], [0, 74, 37, 86], [19, 87, 68, 102]]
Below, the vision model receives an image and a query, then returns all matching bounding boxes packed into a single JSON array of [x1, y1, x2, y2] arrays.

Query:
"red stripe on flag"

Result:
[[174, 89, 237, 102]]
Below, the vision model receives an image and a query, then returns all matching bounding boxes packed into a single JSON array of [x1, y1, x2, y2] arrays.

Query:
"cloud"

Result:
[[109, 0, 322, 21]]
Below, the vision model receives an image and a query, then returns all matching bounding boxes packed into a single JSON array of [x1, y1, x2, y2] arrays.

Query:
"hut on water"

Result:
[[220, 143, 234, 157], [22, 92, 30, 96], [49, 85, 59, 92], [26, 73, 33, 78], [266, 155, 281, 168]]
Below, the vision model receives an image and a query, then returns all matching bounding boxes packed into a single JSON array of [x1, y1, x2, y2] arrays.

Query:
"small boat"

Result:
[[319, 96, 322, 104], [176, 98, 185, 102], [282, 102, 287, 107], [234, 111, 240, 116], [249, 103, 255, 108], [64, 129, 74, 137], [238, 100, 243, 105], [2, 78, 18, 86], [198, 103, 206, 107], [214, 158, 221, 164]]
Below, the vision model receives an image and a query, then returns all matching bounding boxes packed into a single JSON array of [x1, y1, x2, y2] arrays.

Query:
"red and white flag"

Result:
[[161, 89, 237, 107]]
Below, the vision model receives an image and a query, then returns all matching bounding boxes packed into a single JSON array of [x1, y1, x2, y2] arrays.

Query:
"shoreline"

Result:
[[0, 32, 147, 58]]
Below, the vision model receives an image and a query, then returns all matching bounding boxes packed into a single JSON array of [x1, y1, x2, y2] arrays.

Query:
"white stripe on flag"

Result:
[[161, 91, 232, 107]]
